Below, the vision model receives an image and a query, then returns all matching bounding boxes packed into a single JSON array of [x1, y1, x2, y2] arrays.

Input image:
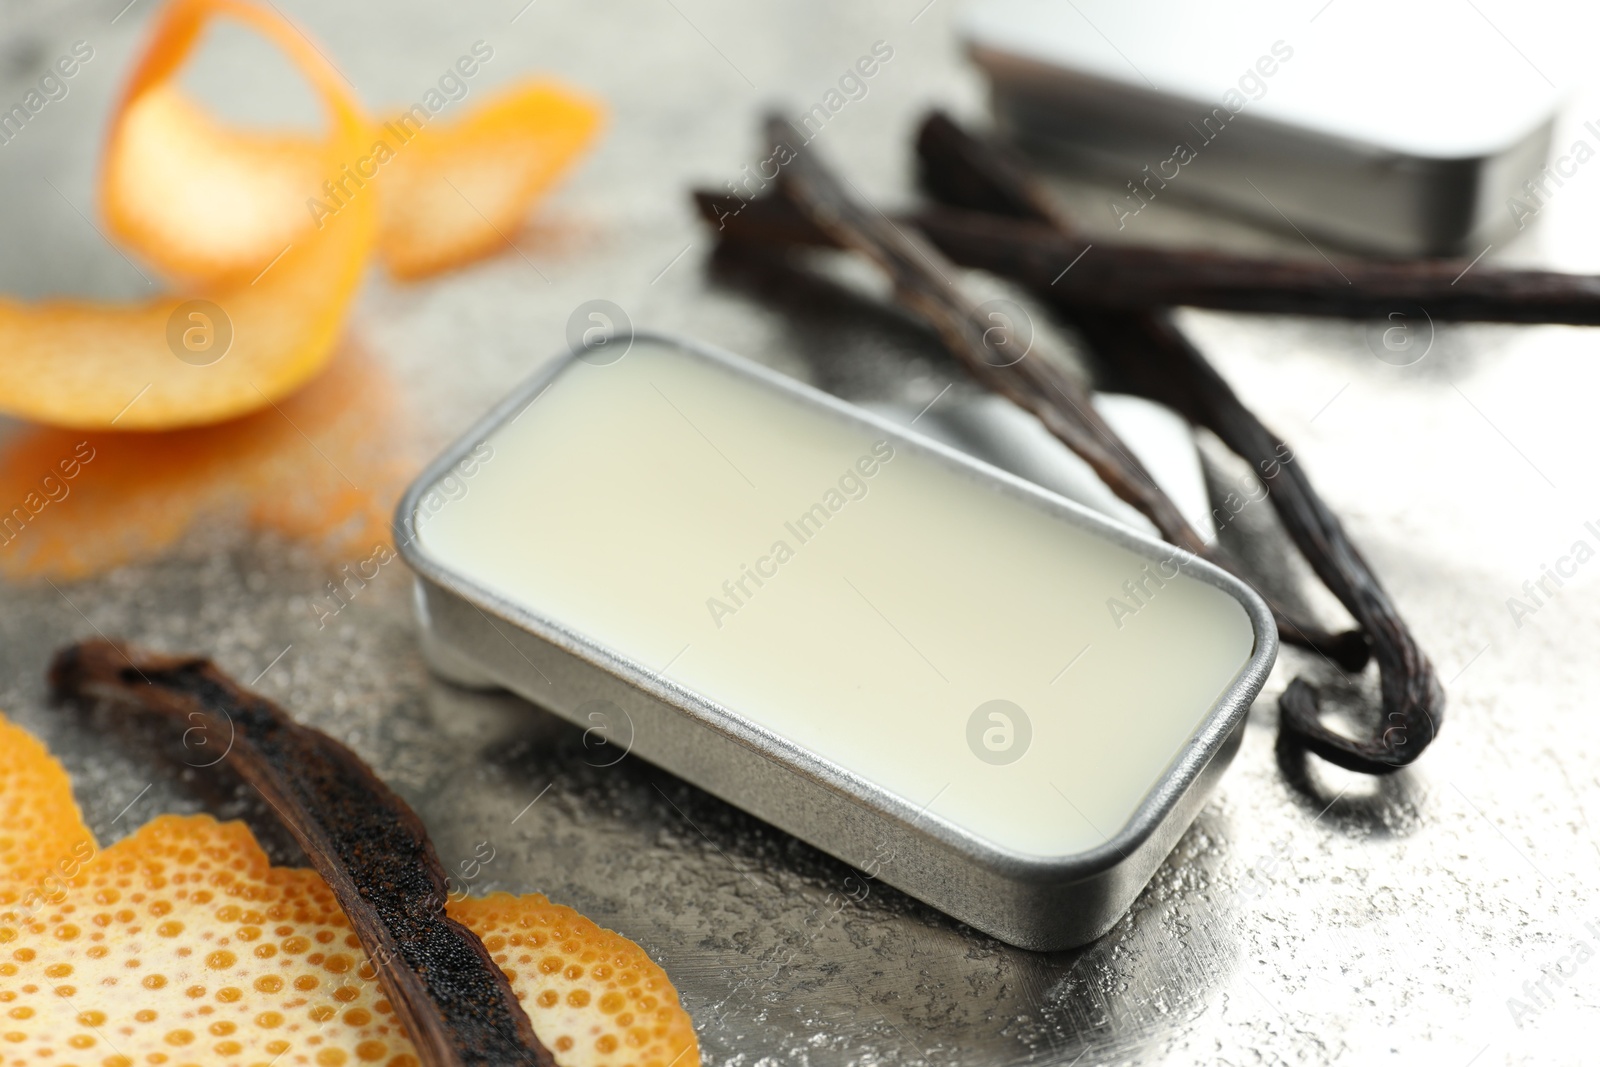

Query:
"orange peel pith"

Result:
[[452, 894, 698, 1066], [0, 0, 601, 432], [0, 713, 700, 1067]]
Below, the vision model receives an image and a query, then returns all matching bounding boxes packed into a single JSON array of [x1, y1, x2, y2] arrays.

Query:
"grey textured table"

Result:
[[2, 1, 1598, 1064]]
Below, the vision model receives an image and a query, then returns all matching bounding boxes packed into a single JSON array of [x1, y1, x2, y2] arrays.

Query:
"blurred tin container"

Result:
[[395, 333, 1277, 950], [962, 0, 1564, 255]]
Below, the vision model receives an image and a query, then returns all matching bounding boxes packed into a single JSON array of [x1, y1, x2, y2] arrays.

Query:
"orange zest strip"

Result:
[[0, 710, 700, 1067], [0, 0, 375, 432], [0, 0, 603, 433], [375, 79, 603, 279]]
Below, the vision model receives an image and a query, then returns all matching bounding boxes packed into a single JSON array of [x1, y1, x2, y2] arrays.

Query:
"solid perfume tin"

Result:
[[395, 333, 1277, 950]]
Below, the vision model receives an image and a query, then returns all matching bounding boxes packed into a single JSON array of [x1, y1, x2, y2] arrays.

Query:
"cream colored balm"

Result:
[[416, 341, 1260, 861]]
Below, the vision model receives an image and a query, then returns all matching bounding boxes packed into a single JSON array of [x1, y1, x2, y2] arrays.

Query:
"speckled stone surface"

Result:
[[1, 1, 1598, 1064]]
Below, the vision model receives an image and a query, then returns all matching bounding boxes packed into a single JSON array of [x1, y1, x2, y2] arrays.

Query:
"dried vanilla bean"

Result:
[[49, 640, 553, 1067], [1067, 312, 1442, 771], [708, 140, 1600, 324], [910, 111, 1442, 773], [909, 208, 1600, 323]]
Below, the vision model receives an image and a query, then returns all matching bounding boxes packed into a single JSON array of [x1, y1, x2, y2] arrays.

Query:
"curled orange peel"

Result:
[[0, 0, 374, 433], [0, 0, 601, 433], [0, 712, 700, 1067]]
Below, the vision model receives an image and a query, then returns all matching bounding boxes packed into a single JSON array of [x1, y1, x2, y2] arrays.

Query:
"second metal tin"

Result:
[[961, 0, 1562, 255]]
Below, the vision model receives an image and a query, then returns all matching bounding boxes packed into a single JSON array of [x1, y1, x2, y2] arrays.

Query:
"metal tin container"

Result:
[[395, 333, 1277, 950], [962, 0, 1563, 256]]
